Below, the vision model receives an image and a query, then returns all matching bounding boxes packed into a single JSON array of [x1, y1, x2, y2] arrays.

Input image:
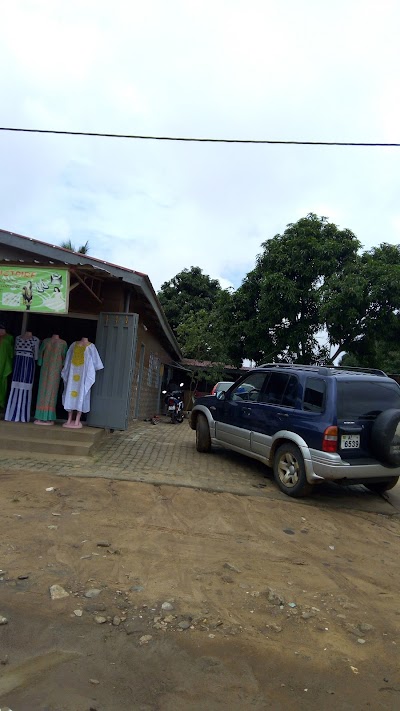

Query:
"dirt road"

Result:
[[0, 464, 399, 710]]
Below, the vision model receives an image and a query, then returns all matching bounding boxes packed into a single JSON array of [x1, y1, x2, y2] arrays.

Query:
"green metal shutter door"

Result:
[[87, 312, 138, 430]]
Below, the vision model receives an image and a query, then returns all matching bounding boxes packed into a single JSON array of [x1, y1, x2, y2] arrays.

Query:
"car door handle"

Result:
[[277, 412, 289, 419], [242, 408, 251, 416]]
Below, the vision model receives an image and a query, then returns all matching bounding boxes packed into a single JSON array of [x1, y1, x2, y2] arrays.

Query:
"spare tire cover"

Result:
[[371, 408, 400, 467]]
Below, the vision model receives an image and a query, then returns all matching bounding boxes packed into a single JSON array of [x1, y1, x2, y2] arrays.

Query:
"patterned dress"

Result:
[[5, 335, 40, 422], [61, 342, 103, 413], [34, 338, 68, 421]]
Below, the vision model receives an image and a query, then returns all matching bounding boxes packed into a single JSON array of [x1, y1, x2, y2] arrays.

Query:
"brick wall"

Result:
[[129, 320, 175, 422]]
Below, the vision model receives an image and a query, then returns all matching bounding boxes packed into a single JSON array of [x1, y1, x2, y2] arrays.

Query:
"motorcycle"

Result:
[[163, 383, 185, 424]]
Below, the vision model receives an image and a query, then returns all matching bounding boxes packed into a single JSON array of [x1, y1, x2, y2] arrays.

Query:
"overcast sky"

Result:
[[1, 0, 399, 292]]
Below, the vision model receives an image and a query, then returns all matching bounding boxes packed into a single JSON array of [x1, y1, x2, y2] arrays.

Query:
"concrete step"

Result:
[[0, 421, 103, 442], [0, 448, 90, 463], [0, 436, 94, 457], [0, 421, 105, 457]]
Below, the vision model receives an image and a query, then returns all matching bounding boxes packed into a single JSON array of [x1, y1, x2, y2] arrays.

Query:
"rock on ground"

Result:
[[49, 585, 69, 600]]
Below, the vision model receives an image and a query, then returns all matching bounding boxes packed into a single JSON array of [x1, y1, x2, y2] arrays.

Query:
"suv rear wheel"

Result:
[[365, 477, 399, 494], [273, 443, 313, 498], [196, 414, 211, 453]]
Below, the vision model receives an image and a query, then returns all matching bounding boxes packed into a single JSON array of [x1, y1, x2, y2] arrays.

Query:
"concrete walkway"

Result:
[[0, 416, 399, 515]]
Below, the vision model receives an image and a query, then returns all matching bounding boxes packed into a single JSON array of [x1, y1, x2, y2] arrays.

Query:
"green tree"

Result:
[[233, 214, 361, 364], [158, 266, 236, 374], [158, 219, 400, 371], [323, 243, 400, 364], [340, 335, 400, 373], [176, 289, 234, 363], [176, 289, 235, 400], [60, 239, 90, 254], [158, 267, 221, 335]]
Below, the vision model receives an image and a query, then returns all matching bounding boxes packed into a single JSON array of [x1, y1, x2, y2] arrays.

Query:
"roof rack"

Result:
[[258, 363, 327, 374], [257, 363, 388, 377], [325, 365, 388, 377]]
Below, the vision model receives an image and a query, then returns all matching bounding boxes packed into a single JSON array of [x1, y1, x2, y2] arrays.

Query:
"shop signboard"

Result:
[[0, 265, 69, 313]]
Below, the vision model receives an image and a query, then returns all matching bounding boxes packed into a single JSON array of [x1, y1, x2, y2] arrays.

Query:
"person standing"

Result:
[[0, 323, 14, 411], [22, 280, 33, 310], [34, 334, 68, 424]]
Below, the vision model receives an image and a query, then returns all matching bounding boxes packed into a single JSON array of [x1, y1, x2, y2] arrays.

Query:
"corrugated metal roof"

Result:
[[0, 228, 147, 276], [0, 228, 182, 359]]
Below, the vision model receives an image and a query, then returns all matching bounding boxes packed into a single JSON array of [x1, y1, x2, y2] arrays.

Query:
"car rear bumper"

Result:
[[309, 450, 400, 482]]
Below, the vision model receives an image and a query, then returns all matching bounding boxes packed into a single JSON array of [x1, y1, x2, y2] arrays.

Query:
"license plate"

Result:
[[341, 434, 360, 449], [168, 405, 175, 411]]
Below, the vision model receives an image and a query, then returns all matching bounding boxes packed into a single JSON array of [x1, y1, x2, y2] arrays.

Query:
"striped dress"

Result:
[[5, 335, 40, 422]]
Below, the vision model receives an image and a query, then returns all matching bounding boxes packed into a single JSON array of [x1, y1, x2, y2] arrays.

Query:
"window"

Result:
[[303, 377, 326, 413], [147, 353, 160, 387], [282, 375, 298, 408], [230, 372, 268, 402], [260, 372, 290, 405], [337, 380, 400, 420]]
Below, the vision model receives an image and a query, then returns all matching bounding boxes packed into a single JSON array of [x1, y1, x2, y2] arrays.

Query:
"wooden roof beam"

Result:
[[70, 269, 103, 304]]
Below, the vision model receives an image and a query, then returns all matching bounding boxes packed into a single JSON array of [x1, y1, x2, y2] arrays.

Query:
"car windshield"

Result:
[[235, 383, 255, 392], [337, 380, 400, 419], [217, 382, 234, 392]]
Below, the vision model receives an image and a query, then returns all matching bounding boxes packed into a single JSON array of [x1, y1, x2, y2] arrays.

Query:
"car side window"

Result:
[[259, 372, 290, 405], [281, 375, 298, 408], [230, 372, 268, 402], [303, 377, 326, 413]]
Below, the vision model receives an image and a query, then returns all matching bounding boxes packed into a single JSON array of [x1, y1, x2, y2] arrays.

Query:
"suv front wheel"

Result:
[[273, 443, 313, 498], [196, 414, 211, 453]]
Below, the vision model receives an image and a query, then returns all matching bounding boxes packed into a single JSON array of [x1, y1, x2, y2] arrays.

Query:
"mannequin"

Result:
[[34, 334, 68, 425], [0, 323, 14, 411], [5, 331, 40, 422], [61, 337, 103, 428]]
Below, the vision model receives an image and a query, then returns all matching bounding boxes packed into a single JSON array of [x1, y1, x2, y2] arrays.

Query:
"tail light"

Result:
[[322, 426, 338, 453], [168, 398, 175, 406]]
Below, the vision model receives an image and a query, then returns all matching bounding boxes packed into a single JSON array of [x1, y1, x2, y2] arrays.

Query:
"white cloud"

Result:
[[0, 0, 400, 292]]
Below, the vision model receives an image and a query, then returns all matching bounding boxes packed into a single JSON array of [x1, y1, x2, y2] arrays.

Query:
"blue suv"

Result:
[[189, 364, 400, 497]]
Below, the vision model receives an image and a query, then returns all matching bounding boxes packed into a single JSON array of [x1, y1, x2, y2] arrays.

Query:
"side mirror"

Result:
[[216, 391, 225, 400]]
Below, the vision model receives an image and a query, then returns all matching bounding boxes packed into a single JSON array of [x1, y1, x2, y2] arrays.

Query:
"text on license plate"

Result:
[[341, 434, 360, 449]]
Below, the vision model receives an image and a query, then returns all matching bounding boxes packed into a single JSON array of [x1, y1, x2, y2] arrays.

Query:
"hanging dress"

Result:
[[5, 335, 40, 422], [0, 332, 14, 409], [61, 342, 103, 414], [34, 337, 68, 421]]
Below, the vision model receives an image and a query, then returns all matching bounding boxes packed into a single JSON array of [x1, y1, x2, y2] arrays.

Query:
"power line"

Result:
[[0, 126, 399, 147]]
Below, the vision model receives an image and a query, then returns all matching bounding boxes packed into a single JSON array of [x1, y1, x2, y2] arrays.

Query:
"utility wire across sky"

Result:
[[0, 126, 399, 147]]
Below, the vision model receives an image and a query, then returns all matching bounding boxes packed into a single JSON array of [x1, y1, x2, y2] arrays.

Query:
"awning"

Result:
[[170, 360, 192, 372]]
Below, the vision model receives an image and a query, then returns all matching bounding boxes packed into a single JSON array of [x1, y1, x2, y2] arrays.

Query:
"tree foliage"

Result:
[[60, 239, 90, 254], [158, 267, 234, 363], [335, 243, 400, 372], [159, 217, 400, 372], [340, 331, 400, 373], [176, 289, 234, 362], [322, 243, 400, 363], [232, 214, 361, 364], [158, 267, 221, 335]]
